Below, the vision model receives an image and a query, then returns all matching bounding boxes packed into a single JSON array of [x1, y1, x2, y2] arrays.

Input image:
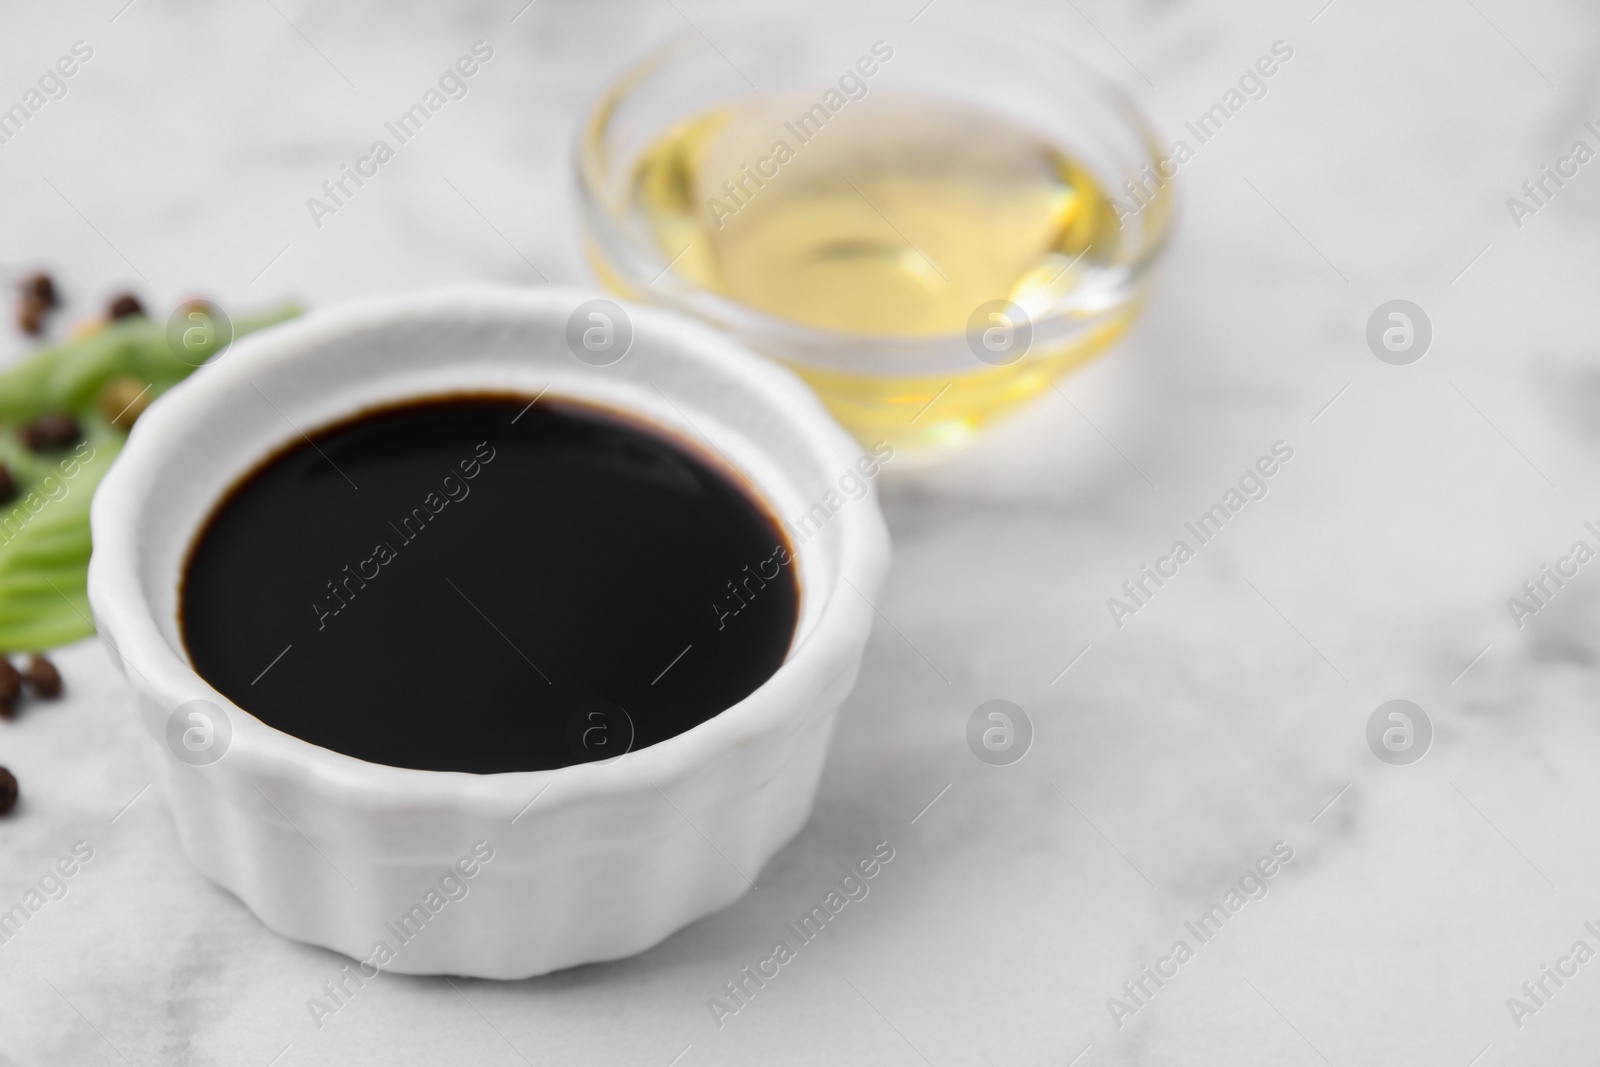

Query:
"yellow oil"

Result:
[[605, 90, 1150, 451]]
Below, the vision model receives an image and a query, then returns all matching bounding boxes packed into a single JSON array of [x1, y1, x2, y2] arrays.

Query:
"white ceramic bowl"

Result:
[[87, 285, 889, 978]]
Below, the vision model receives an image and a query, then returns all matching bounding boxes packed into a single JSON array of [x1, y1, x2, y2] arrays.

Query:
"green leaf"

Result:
[[0, 303, 299, 650]]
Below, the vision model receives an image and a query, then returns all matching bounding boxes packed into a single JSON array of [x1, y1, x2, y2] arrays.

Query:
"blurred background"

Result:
[[3, 0, 1600, 1063]]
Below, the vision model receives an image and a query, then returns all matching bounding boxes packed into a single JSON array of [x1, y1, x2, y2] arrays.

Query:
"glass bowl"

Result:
[[577, 8, 1173, 456]]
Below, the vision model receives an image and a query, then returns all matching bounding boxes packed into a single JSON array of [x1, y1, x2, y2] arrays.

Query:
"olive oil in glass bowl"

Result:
[[579, 12, 1172, 456]]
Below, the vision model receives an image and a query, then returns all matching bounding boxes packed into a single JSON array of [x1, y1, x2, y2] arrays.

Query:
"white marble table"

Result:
[[3, 0, 1599, 1063]]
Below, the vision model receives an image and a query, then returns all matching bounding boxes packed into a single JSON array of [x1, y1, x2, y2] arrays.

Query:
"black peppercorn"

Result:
[[23, 655, 61, 699], [0, 658, 19, 719], [107, 293, 145, 320], [19, 413, 81, 453]]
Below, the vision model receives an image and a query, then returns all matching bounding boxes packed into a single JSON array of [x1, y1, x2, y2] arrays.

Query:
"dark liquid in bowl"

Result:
[[181, 395, 798, 773]]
